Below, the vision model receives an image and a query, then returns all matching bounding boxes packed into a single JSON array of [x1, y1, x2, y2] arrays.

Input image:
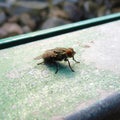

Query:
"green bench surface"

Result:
[[0, 20, 120, 120]]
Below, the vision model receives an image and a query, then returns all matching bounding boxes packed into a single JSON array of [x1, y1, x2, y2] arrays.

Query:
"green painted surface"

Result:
[[0, 20, 120, 120]]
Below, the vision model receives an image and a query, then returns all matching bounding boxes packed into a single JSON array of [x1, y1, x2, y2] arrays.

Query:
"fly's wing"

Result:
[[34, 55, 42, 60], [34, 48, 66, 60], [53, 48, 66, 54]]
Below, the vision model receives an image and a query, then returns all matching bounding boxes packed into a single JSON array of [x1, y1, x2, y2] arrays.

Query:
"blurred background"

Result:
[[0, 0, 120, 39]]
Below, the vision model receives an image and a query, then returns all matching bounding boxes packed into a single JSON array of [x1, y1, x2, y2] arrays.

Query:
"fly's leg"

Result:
[[53, 62, 59, 74], [72, 56, 80, 63], [37, 61, 44, 65], [66, 58, 74, 72]]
